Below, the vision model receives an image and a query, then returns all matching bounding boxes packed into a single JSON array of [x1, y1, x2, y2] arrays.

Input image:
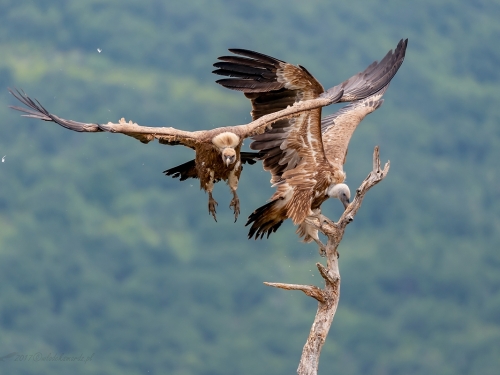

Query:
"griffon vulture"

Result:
[[9, 39, 405, 222], [9, 89, 332, 222], [214, 39, 407, 247], [249, 87, 390, 253]]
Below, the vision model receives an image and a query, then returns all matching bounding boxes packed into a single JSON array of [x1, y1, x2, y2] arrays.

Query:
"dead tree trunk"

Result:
[[264, 146, 390, 375]]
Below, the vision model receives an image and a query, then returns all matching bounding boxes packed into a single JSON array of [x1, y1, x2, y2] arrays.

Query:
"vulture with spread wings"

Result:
[[214, 39, 407, 249], [9, 90, 329, 222], [9, 39, 406, 222], [249, 87, 390, 253]]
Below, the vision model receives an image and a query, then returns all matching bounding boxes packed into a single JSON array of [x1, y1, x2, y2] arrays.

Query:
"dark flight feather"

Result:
[[163, 152, 264, 181]]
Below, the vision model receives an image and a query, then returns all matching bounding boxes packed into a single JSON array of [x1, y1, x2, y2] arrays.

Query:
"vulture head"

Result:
[[327, 183, 351, 210], [222, 147, 237, 166], [212, 132, 240, 167]]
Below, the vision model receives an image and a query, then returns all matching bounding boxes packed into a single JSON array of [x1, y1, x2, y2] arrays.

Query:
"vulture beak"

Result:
[[327, 183, 351, 210], [222, 148, 237, 167], [225, 155, 235, 166], [340, 194, 350, 210]]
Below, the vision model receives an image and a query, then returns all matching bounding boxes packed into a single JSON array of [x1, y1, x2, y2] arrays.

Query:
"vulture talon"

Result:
[[208, 194, 218, 222], [229, 195, 240, 222]]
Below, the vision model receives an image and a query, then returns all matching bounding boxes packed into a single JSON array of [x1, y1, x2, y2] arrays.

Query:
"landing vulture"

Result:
[[250, 87, 390, 253], [9, 39, 406, 222], [9, 89, 332, 222], [214, 39, 407, 245]]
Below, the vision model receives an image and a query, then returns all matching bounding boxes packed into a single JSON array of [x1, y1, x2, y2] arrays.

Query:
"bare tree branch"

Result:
[[265, 146, 390, 375], [264, 282, 325, 303]]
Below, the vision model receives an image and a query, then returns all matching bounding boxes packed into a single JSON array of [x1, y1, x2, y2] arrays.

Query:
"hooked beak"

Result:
[[225, 156, 235, 166], [340, 196, 350, 210]]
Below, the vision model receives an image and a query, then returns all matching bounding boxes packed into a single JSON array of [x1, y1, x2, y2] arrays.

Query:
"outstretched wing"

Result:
[[215, 39, 408, 183], [214, 49, 326, 183], [321, 85, 389, 169], [274, 84, 391, 225], [213, 48, 324, 95], [9, 88, 102, 132], [322, 38, 407, 102], [9, 88, 199, 147]]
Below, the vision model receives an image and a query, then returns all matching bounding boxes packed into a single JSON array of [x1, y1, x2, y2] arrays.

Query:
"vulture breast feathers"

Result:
[[213, 39, 407, 239]]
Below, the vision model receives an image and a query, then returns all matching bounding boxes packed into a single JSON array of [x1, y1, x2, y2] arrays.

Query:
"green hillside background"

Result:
[[0, 1, 499, 374]]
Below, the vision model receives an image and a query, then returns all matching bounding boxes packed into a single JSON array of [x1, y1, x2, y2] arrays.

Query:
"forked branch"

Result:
[[265, 146, 390, 375]]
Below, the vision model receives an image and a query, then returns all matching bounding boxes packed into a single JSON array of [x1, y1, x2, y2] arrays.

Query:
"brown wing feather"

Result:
[[246, 198, 287, 239], [241, 40, 407, 235], [322, 38, 408, 102], [214, 49, 325, 183], [163, 151, 263, 181], [163, 160, 198, 181], [321, 85, 389, 169], [9, 88, 198, 147], [217, 40, 407, 185], [9, 88, 102, 133], [268, 109, 333, 224]]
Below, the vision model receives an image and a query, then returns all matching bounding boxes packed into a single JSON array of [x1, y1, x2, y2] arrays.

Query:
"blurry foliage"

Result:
[[0, 0, 499, 374]]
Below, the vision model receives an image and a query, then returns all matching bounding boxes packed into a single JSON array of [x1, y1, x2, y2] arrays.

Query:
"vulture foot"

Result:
[[229, 195, 240, 222], [316, 241, 327, 257], [208, 194, 218, 222]]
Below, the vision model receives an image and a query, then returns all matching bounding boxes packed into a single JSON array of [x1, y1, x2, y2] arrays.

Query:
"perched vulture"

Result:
[[250, 87, 390, 253], [9, 39, 406, 222], [214, 39, 407, 248]]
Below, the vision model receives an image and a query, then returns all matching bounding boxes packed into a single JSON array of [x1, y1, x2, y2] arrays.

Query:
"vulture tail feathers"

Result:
[[246, 198, 286, 239]]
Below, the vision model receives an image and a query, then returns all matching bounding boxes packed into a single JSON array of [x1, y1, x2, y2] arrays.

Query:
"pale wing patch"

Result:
[[322, 88, 387, 167]]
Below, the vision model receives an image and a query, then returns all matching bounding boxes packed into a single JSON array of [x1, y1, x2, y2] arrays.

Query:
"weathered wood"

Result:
[[265, 146, 390, 375], [264, 282, 325, 303]]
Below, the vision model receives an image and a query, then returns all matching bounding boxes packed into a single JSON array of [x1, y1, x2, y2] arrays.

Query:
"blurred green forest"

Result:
[[0, 0, 499, 374]]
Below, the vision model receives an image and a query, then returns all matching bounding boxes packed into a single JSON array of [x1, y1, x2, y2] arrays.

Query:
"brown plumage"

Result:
[[9, 90, 330, 222], [8, 91, 262, 222], [213, 39, 407, 240], [164, 152, 262, 181], [247, 87, 389, 246], [9, 39, 406, 222]]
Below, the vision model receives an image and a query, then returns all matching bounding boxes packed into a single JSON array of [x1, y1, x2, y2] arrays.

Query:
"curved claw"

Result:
[[229, 196, 240, 222], [208, 194, 218, 222], [311, 236, 327, 257], [318, 244, 327, 257]]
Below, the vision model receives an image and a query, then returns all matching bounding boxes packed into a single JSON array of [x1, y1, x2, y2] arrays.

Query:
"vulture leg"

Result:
[[228, 164, 241, 222], [206, 170, 218, 222], [208, 192, 218, 222], [304, 210, 327, 256], [229, 191, 240, 222], [314, 238, 327, 257]]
